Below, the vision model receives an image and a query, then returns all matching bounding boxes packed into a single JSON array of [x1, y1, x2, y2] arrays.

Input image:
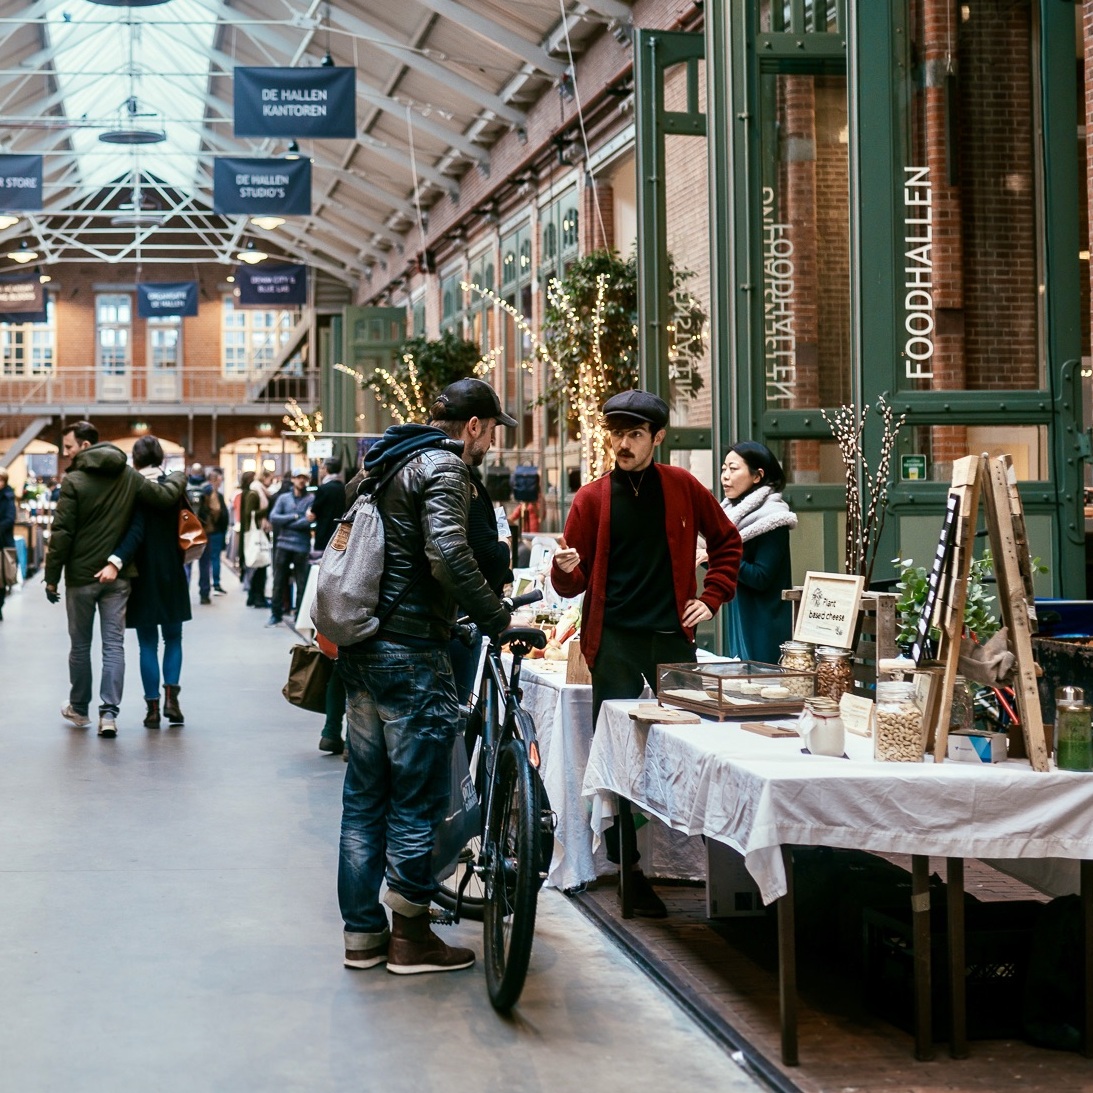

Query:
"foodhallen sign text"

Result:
[[233, 66, 356, 139]]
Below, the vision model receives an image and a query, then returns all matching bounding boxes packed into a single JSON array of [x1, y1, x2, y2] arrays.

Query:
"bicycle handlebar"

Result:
[[505, 589, 543, 611], [452, 588, 543, 646]]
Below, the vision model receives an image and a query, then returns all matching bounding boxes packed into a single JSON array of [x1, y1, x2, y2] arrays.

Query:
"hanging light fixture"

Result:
[[321, 51, 335, 67], [99, 96, 167, 145], [87, 0, 173, 6], [0, 214, 19, 231], [284, 141, 301, 160], [7, 239, 39, 263], [250, 216, 285, 231], [236, 240, 268, 265]]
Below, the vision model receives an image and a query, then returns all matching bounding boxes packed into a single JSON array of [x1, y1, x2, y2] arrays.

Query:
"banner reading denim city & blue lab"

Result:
[[212, 157, 311, 216], [0, 273, 45, 322], [236, 263, 307, 306], [0, 154, 43, 211], [233, 67, 355, 139], [136, 282, 198, 319]]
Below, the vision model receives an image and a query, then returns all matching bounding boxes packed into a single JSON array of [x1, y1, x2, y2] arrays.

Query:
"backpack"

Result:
[[311, 451, 423, 647], [511, 464, 540, 503], [485, 464, 512, 502]]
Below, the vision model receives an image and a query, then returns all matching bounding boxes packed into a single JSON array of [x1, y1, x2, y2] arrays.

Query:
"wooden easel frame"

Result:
[[928, 454, 1049, 770]]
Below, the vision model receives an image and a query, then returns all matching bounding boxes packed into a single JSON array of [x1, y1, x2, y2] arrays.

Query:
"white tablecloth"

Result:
[[583, 700, 1093, 905], [520, 663, 705, 890]]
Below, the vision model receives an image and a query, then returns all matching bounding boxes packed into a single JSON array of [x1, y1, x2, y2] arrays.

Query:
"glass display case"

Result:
[[657, 660, 814, 721]]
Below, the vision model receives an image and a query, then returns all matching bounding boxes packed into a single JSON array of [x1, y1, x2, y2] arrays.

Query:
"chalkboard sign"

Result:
[[910, 490, 961, 664]]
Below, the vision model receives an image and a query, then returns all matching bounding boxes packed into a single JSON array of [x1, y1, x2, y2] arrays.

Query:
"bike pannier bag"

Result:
[[432, 735, 482, 881], [510, 464, 540, 503]]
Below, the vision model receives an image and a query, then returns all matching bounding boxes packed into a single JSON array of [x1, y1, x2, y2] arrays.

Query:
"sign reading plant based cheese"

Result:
[[212, 156, 311, 216], [0, 273, 44, 317], [136, 282, 198, 318], [233, 66, 356, 138], [793, 571, 865, 649], [0, 154, 43, 211], [236, 262, 307, 306]]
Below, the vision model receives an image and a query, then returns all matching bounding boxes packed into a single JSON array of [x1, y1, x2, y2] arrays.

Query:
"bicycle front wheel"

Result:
[[483, 735, 539, 1011]]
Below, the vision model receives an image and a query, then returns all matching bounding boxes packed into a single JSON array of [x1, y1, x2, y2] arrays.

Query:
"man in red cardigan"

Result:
[[551, 390, 742, 917]]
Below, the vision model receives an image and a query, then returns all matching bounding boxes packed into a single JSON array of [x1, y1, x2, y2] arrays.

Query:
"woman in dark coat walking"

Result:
[[0, 467, 16, 621], [112, 436, 192, 727]]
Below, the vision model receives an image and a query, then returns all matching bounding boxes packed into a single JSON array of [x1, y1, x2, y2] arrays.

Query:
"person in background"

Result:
[[197, 467, 229, 604], [103, 436, 192, 727], [266, 467, 313, 628], [550, 390, 742, 918], [240, 468, 272, 608], [45, 420, 185, 737], [717, 441, 796, 664], [308, 458, 345, 553], [0, 467, 16, 622]]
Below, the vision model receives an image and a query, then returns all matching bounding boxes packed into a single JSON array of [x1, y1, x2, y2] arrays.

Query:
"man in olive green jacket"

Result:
[[45, 421, 186, 737]]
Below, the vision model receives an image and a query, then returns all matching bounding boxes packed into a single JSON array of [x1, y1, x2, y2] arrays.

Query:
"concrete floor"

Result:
[[0, 569, 764, 1093]]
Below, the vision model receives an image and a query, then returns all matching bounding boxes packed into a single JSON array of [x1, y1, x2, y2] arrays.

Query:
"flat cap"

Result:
[[602, 389, 669, 431]]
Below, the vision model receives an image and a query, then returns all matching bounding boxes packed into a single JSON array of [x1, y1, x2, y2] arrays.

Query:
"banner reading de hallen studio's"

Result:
[[0, 154, 43, 212], [0, 273, 46, 323], [212, 157, 311, 217], [236, 263, 307, 307], [136, 282, 199, 319], [234, 66, 355, 139]]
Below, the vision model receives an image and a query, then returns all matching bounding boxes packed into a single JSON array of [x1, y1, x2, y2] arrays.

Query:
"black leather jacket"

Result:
[[376, 446, 510, 642]]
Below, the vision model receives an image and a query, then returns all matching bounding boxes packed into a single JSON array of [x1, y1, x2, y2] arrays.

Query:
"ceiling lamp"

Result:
[[99, 96, 167, 145], [88, 1, 173, 5], [7, 240, 38, 263], [284, 141, 301, 160], [250, 216, 285, 231], [236, 240, 268, 265], [0, 214, 19, 231], [39, 273, 51, 284]]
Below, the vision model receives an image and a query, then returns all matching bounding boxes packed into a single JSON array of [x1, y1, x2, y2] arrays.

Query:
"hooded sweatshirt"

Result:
[[45, 443, 186, 588]]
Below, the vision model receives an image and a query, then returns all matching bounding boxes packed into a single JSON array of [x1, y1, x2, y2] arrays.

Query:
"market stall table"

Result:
[[582, 700, 1093, 1065]]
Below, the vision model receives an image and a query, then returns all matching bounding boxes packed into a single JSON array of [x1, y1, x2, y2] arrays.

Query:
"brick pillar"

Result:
[[582, 178, 614, 253]]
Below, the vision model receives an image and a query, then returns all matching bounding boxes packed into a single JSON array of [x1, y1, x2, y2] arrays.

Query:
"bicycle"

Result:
[[434, 588, 555, 1012]]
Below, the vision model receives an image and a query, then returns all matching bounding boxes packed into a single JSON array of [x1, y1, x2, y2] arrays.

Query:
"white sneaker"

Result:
[[61, 704, 91, 729], [97, 717, 117, 738]]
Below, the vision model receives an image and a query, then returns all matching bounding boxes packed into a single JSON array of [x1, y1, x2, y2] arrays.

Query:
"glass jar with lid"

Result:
[[814, 646, 853, 702], [797, 696, 845, 756], [779, 641, 815, 698], [1054, 685, 1093, 772], [874, 679, 925, 762]]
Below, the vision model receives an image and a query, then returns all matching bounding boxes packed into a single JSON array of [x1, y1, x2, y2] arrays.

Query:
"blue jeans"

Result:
[[198, 532, 225, 597], [337, 640, 458, 944], [65, 579, 130, 718], [136, 622, 183, 699]]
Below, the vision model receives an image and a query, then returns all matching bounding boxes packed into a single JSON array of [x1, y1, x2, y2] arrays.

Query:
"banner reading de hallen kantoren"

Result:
[[136, 282, 199, 319], [236, 263, 307, 307], [233, 66, 355, 138], [212, 157, 311, 217], [0, 155, 43, 211]]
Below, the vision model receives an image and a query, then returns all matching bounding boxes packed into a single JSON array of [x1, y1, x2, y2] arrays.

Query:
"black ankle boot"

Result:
[[143, 699, 161, 729], [163, 685, 184, 725]]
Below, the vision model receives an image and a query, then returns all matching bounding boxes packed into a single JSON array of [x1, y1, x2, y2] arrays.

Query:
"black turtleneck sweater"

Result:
[[602, 465, 679, 632]]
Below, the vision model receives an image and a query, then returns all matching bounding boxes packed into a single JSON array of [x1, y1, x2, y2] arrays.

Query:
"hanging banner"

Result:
[[0, 273, 45, 320], [233, 66, 356, 139], [236, 262, 307, 306], [0, 154, 43, 211], [212, 157, 311, 216], [136, 282, 198, 318]]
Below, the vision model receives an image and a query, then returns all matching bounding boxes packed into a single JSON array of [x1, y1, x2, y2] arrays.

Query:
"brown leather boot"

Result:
[[386, 911, 474, 975], [143, 699, 161, 729], [163, 685, 184, 725]]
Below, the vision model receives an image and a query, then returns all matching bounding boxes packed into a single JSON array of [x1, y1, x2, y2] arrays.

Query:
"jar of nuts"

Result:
[[874, 680, 925, 762], [814, 646, 853, 702], [778, 641, 815, 698]]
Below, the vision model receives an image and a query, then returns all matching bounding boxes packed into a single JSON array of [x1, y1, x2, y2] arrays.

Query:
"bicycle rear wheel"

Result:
[[483, 734, 539, 1012]]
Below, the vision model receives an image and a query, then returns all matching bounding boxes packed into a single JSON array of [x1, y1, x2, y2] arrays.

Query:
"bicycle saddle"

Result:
[[501, 626, 549, 650]]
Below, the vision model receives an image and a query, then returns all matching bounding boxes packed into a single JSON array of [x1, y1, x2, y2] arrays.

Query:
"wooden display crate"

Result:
[[782, 588, 898, 695]]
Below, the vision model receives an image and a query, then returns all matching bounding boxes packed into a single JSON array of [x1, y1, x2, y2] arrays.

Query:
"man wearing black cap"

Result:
[[551, 389, 742, 917], [428, 378, 518, 701]]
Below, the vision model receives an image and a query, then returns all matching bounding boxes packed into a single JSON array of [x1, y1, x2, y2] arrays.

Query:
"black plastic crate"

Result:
[[863, 896, 1042, 1041]]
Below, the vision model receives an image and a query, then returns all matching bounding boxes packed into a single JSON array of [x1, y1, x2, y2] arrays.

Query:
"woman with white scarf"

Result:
[[720, 441, 797, 663]]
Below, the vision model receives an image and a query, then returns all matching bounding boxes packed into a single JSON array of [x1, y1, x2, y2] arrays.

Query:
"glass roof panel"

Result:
[[47, 0, 220, 192]]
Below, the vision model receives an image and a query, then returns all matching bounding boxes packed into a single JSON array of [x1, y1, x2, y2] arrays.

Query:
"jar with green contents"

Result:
[[1054, 686, 1093, 773]]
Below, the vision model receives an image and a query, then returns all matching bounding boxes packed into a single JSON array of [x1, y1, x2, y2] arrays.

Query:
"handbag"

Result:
[[282, 642, 334, 713], [244, 515, 272, 569], [432, 734, 482, 882], [1, 545, 17, 588], [178, 497, 208, 563]]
